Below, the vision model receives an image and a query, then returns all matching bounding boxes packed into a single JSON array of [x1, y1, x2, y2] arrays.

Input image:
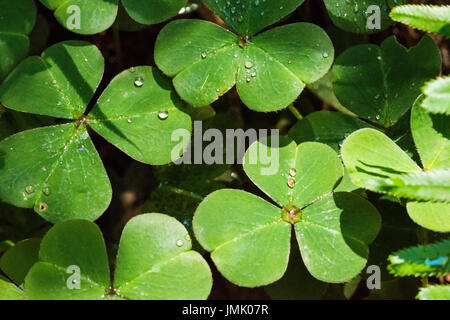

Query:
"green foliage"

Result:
[[417, 285, 450, 300], [333, 36, 441, 127], [388, 239, 450, 278], [194, 138, 381, 287], [39, 0, 187, 34], [421, 76, 450, 115], [324, 0, 406, 34], [155, 0, 334, 111], [24, 214, 212, 300], [341, 101, 450, 232], [0, 0, 36, 81], [390, 5, 450, 38], [0, 41, 191, 223]]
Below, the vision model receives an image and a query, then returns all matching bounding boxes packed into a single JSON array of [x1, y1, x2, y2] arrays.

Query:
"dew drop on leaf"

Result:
[[176, 239, 184, 247], [158, 111, 169, 120], [289, 168, 297, 177], [134, 77, 144, 87], [25, 185, 34, 194], [287, 178, 295, 188]]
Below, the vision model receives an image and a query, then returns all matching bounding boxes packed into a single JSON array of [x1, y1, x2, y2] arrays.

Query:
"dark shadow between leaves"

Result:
[[334, 192, 370, 260]]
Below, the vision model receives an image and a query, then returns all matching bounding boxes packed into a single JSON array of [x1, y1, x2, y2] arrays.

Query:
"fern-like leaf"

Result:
[[421, 76, 450, 115], [370, 170, 450, 203], [388, 239, 450, 278], [390, 5, 450, 38], [417, 285, 450, 300]]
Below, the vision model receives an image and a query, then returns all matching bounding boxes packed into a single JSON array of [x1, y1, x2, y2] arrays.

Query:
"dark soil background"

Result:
[[5, 0, 449, 299]]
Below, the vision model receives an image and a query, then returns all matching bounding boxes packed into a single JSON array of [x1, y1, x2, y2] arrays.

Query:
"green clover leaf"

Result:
[[0, 0, 36, 81], [24, 214, 212, 300], [193, 138, 381, 286], [333, 35, 441, 127], [421, 76, 450, 115], [155, 0, 334, 112], [39, 0, 187, 34], [323, 0, 406, 34], [0, 41, 192, 223]]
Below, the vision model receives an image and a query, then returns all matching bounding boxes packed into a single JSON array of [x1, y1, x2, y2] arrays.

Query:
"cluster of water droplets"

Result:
[[287, 167, 296, 188]]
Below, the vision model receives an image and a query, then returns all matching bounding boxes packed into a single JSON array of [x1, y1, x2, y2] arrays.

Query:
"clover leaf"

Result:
[[0, 0, 36, 81], [193, 138, 381, 286], [333, 35, 441, 127], [0, 238, 41, 286], [39, 0, 187, 34], [323, 0, 406, 34], [341, 103, 450, 232], [24, 214, 212, 300], [0, 276, 24, 300], [155, 0, 334, 112], [0, 41, 192, 223]]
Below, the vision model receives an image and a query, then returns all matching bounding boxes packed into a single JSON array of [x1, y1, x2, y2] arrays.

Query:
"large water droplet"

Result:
[[158, 111, 169, 120], [289, 168, 297, 177], [134, 77, 144, 87], [287, 178, 295, 188], [25, 185, 34, 194], [176, 239, 184, 247]]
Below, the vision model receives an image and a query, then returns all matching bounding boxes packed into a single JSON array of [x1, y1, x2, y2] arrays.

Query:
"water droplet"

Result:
[[127, 119, 132, 123], [129, 67, 135, 73], [289, 168, 297, 177], [134, 77, 144, 87], [176, 239, 184, 247], [245, 61, 253, 69], [39, 202, 48, 211], [184, 234, 191, 241], [25, 185, 34, 194], [201, 52, 207, 59], [322, 52, 329, 58], [51, 79, 57, 85], [287, 178, 295, 188], [158, 111, 169, 120], [43, 187, 50, 196]]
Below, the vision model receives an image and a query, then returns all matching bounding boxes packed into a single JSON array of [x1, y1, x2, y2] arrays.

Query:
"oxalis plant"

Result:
[[0, 0, 449, 301]]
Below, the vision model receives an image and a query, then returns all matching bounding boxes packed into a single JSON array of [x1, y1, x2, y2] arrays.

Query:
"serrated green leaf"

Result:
[[155, 19, 333, 111], [421, 76, 450, 115], [0, 123, 112, 223], [333, 36, 441, 127], [371, 170, 450, 203], [0, 41, 104, 119], [0, 0, 36, 81], [390, 5, 450, 38], [203, 0, 305, 36], [324, 0, 406, 34], [88, 66, 192, 165], [417, 285, 450, 300], [25, 216, 212, 299], [388, 239, 450, 278], [0, 238, 41, 285]]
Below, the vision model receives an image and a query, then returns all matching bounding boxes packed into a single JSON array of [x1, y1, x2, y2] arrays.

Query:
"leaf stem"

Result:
[[288, 103, 303, 121], [112, 21, 123, 70]]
